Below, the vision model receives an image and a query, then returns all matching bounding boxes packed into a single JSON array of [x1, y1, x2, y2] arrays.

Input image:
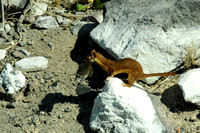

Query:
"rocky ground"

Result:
[[0, 1, 200, 133]]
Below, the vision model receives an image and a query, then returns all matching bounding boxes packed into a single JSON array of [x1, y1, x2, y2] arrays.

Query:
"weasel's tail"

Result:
[[143, 72, 177, 78]]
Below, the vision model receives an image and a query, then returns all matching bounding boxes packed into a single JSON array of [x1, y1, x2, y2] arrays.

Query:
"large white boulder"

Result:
[[0, 63, 26, 94], [178, 68, 200, 106], [90, 0, 200, 84], [90, 78, 174, 133]]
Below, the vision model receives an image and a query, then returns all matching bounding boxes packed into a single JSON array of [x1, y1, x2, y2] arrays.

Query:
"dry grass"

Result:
[[184, 42, 200, 69]]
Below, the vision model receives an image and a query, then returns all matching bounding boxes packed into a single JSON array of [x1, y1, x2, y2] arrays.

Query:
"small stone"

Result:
[[10, 41, 15, 45], [12, 50, 25, 58], [31, 2, 48, 16], [15, 48, 30, 56], [39, 111, 45, 115], [40, 78, 45, 84], [8, 28, 15, 36], [4, 24, 11, 33], [41, 37, 47, 42], [44, 71, 53, 79], [24, 15, 36, 23], [189, 114, 197, 122], [48, 42, 54, 50], [6, 102, 16, 109], [56, 15, 63, 24], [15, 56, 48, 71], [33, 16, 59, 29], [0, 37, 5, 43], [62, 18, 71, 25], [0, 30, 8, 39], [19, 41, 26, 46], [9, 22, 15, 27], [27, 40, 34, 45], [0, 49, 7, 60]]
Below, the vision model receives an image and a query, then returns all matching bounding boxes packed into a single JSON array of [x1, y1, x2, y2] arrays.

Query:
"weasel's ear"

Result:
[[91, 50, 96, 58]]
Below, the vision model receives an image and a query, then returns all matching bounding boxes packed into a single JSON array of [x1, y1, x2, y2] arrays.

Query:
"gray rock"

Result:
[[0, 49, 6, 60], [90, 78, 174, 133], [0, 63, 26, 94], [70, 21, 97, 36], [33, 16, 59, 29], [31, 2, 48, 16], [15, 48, 31, 56], [178, 68, 200, 106], [90, 0, 200, 84], [0, 37, 5, 43], [0, 30, 8, 39], [18, 41, 27, 47], [56, 15, 63, 24], [3, 0, 28, 11], [62, 18, 71, 25], [15, 56, 48, 71], [12, 48, 30, 58], [91, 10, 104, 24], [8, 28, 15, 36], [4, 24, 11, 33]]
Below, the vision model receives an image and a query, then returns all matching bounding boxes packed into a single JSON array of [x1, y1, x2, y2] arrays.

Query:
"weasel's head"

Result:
[[87, 49, 97, 63]]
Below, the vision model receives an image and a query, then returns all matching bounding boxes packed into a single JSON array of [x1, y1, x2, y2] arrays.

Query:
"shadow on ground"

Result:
[[38, 91, 99, 133], [161, 84, 198, 112]]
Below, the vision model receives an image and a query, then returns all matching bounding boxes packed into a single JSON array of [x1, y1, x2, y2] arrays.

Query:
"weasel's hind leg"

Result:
[[122, 74, 135, 87]]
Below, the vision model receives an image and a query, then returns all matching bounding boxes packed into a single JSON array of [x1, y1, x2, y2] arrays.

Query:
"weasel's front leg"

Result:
[[105, 71, 115, 81]]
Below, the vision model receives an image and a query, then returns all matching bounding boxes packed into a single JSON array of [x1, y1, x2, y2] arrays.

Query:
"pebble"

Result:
[[44, 71, 53, 79], [62, 18, 71, 25], [24, 15, 36, 24], [41, 37, 47, 42], [8, 28, 15, 36], [0, 49, 7, 60], [189, 114, 197, 122], [6, 102, 16, 109], [12, 50, 25, 58], [33, 16, 59, 29], [48, 42, 54, 50], [0, 37, 5, 43], [56, 15, 63, 24], [4, 24, 11, 33], [27, 40, 34, 45], [15, 48, 31, 56], [0, 30, 8, 39], [40, 78, 45, 84], [15, 56, 48, 71], [19, 41, 27, 46]]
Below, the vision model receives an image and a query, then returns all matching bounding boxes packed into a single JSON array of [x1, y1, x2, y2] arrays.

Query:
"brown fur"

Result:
[[87, 49, 178, 87]]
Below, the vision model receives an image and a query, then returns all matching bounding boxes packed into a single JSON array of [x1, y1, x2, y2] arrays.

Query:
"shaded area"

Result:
[[70, 24, 116, 89], [161, 84, 198, 112], [38, 91, 99, 133]]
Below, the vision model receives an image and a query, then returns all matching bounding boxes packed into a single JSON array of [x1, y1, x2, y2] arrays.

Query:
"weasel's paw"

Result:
[[122, 83, 132, 87]]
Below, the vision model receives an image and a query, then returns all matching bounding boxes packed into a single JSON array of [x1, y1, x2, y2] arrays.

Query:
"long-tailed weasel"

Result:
[[87, 49, 180, 87]]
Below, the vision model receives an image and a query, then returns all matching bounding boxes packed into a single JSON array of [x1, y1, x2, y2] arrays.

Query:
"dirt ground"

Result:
[[0, 20, 200, 133]]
